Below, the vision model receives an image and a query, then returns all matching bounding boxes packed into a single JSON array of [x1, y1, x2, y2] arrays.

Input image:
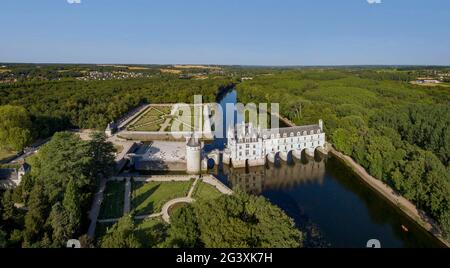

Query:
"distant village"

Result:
[[75, 71, 151, 81]]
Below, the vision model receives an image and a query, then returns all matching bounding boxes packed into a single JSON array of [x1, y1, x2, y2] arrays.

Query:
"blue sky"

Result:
[[1, 0, 449, 65]]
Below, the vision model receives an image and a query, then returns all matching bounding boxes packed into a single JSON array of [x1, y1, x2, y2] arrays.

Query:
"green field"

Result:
[[192, 182, 222, 201], [98, 181, 125, 219], [131, 180, 193, 215]]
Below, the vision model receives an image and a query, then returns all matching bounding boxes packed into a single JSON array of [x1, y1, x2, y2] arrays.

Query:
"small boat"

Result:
[[401, 225, 409, 232]]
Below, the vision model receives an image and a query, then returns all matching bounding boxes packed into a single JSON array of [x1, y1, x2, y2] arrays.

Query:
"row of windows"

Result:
[[235, 130, 322, 143], [263, 129, 321, 139], [235, 141, 322, 157], [237, 135, 322, 146]]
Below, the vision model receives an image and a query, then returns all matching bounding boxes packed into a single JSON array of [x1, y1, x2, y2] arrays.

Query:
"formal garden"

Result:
[[125, 104, 204, 132], [126, 105, 173, 132]]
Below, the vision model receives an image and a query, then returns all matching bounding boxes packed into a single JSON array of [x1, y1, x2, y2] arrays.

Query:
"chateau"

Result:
[[223, 120, 326, 168]]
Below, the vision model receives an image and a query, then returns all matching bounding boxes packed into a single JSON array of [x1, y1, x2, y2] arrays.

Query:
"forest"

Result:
[[1, 66, 449, 246], [0, 77, 234, 149], [0, 132, 116, 247], [236, 69, 450, 241]]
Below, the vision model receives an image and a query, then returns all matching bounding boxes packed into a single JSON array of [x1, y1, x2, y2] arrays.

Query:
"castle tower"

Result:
[[186, 133, 201, 174]]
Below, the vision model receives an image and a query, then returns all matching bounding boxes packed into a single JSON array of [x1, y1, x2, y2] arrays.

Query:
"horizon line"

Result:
[[1, 61, 450, 68]]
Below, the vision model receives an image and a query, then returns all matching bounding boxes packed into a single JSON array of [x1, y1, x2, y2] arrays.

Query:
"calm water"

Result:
[[208, 89, 444, 248]]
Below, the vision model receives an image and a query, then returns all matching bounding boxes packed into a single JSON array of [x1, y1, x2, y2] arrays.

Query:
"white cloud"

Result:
[[67, 0, 81, 4], [367, 0, 382, 4]]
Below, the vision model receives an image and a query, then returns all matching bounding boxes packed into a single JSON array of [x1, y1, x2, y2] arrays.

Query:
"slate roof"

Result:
[[261, 124, 321, 138], [186, 134, 200, 147]]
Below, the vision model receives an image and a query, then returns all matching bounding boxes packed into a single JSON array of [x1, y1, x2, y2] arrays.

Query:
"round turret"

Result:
[[186, 134, 201, 174]]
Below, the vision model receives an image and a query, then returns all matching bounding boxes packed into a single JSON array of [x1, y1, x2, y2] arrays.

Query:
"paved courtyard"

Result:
[[135, 141, 186, 163]]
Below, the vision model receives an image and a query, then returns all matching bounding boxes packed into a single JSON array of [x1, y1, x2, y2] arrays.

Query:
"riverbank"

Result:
[[330, 147, 449, 248], [276, 115, 449, 247]]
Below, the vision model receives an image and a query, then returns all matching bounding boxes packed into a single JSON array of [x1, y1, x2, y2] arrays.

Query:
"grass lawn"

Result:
[[98, 181, 125, 219], [192, 182, 222, 201], [131, 180, 193, 216], [0, 148, 17, 162]]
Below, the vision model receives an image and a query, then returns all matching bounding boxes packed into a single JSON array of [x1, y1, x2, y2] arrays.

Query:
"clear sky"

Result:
[[1, 0, 449, 65]]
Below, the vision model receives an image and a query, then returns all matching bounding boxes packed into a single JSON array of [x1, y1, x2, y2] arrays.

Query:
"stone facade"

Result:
[[186, 134, 202, 174], [224, 120, 326, 168]]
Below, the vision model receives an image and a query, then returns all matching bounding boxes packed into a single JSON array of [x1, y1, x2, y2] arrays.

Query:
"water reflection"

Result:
[[223, 157, 326, 195]]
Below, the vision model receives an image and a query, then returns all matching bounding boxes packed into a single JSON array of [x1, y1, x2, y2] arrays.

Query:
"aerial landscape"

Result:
[[0, 0, 449, 260]]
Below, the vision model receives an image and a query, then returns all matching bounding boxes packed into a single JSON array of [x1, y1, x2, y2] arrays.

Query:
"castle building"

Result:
[[186, 133, 202, 174], [223, 120, 326, 168]]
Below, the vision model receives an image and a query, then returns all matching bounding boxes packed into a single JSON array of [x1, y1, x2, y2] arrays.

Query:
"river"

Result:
[[207, 89, 444, 248]]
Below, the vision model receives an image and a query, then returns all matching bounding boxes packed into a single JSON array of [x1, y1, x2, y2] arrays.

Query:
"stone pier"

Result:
[[248, 158, 265, 167], [293, 149, 302, 160], [305, 148, 315, 158]]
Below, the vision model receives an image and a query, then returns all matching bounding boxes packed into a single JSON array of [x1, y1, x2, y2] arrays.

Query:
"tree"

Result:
[[63, 178, 81, 236], [30, 132, 96, 217], [100, 215, 141, 248], [193, 192, 303, 248], [0, 105, 32, 151], [1, 189, 15, 222], [88, 132, 116, 178], [165, 206, 200, 248], [0, 229, 7, 248], [24, 181, 48, 243], [48, 203, 72, 247]]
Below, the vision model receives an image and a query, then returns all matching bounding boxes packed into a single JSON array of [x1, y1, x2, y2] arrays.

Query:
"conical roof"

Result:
[[187, 133, 200, 147]]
